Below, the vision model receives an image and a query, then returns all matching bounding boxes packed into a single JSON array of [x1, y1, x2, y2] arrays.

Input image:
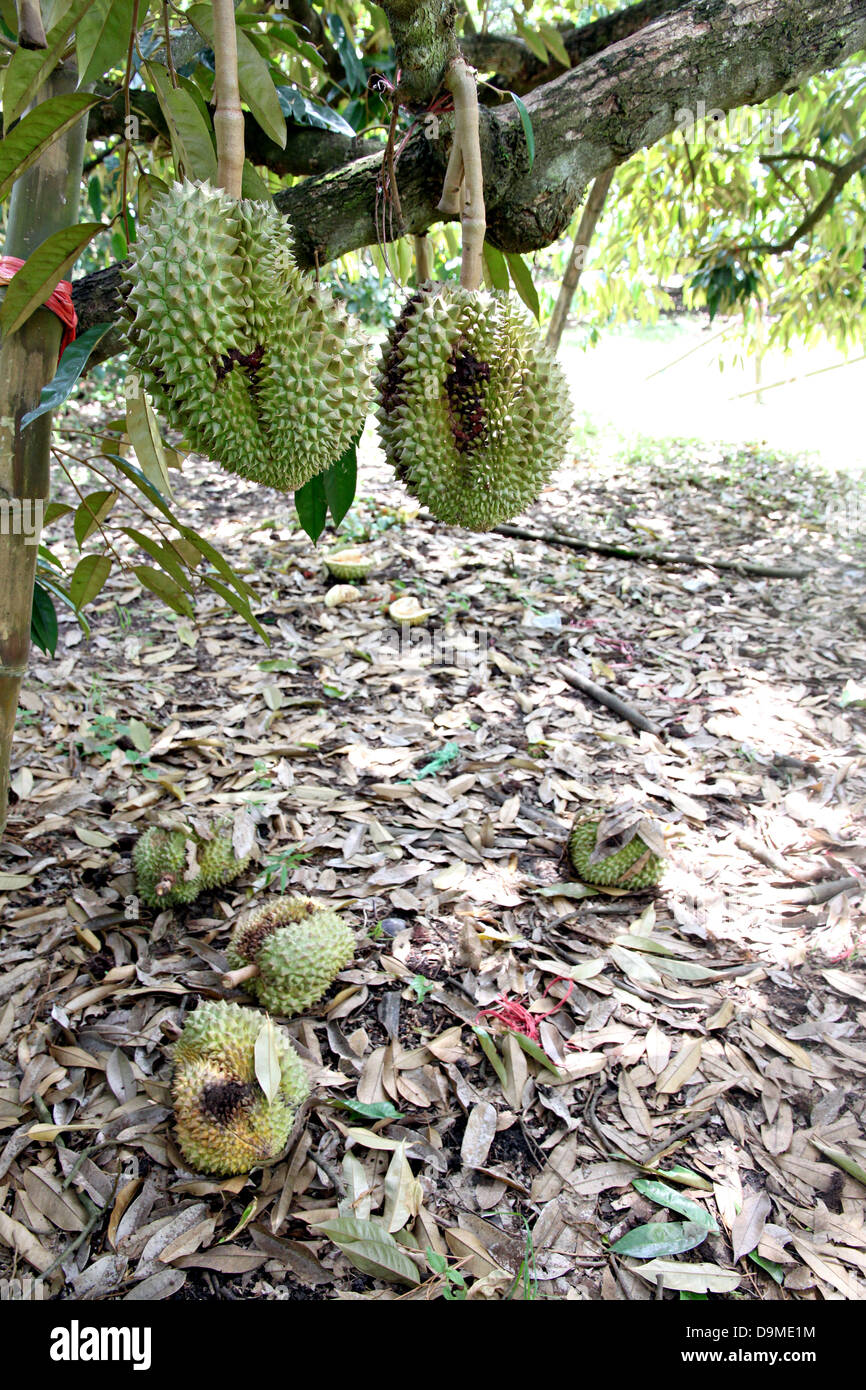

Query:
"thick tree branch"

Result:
[[463, 0, 688, 96], [86, 86, 379, 177], [72, 0, 866, 353]]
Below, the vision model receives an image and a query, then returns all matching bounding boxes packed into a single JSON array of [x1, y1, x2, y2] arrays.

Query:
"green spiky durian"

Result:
[[124, 180, 369, 492], [567, 818, 665, 891], [226, 896, 355, 1016], [133, 819, 250, 908], [375, 282, 572, 532], [172, 1000, 309, 1175]]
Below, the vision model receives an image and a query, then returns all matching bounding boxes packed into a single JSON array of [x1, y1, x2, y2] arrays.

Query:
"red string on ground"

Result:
[[476, 976, 574, 1043]]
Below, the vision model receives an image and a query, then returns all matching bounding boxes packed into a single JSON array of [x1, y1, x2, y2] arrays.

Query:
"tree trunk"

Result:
[[0, 62, 88, 839], [545, 166, 614, 353]]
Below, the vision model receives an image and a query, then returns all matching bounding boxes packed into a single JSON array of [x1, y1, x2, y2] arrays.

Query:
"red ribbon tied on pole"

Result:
[[0, 255, 78, 360]]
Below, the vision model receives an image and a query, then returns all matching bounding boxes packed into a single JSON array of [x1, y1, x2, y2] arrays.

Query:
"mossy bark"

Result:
[[380, 0, 459, 106], [0, 61, 88, 838]]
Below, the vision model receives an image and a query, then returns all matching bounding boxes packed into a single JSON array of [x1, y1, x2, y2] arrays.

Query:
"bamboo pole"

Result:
[[212, 0, 245, 199], [0, 57, 88, 839]]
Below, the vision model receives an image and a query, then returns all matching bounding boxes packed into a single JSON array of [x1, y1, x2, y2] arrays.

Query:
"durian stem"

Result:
[[436, 135, 464, 217], [443, 56, 485, 292], [414, 234, 432, 283], [212, 0, 244, 200], [222, 963, 260, 989]]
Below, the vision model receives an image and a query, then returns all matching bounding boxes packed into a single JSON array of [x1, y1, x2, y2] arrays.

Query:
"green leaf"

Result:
[[748, 1252, 785, 1284], [76, 0, 137, 87], [30, 581, 58, 656], [809, 1137, 866, 1187], [323, 430, 361, 527], [313, 1216, 421, 1285], [134, 564, 194, 618], [42, 502, 73, 526], [120, 528, 192, 592], [471, 1026, 508, 1087], [631, 1179, 719, 1232], [538, 23, 570, 68], [69, 554, 112, 610], [73, 489, 117, 548], [125, 391, 173, 497], [324, 13, 366, 95], [295, 472, 327, 543], [325, 1098, 406, 1122], [506, 91, 535, 170], [3, 0, 95, 129], [275, 85, 356, 137], [0, 223, 102, 338], [189, 4, 286, 148], [653, 1166, 713, 1191], [611, 1221, 709, 1259], [483, 241, 510, 292], [513, 17, 548, 64], [0, 93, 100, 202], [202, 574, 271, 644], [146, 63, 217, 183], [510, 1030, 562, 1078], [102, 452, 176, 523], [505, 252, 540, 321], [176, 526, 257, 600], [20, 324, 113, 428]]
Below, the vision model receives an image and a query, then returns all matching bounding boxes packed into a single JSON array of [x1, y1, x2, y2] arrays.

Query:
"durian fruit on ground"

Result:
[[226, 896, 355, 1015], [376, 282, 572, 531], [125, 180, 369, 492], [567, 817, 665, 891], [133, 819, 250, 908], [172, 1000, 309, 1175]]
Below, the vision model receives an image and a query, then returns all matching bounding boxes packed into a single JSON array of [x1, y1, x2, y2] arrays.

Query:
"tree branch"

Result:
[[747, 138, 866, 254], [463, 0, 688, 96]]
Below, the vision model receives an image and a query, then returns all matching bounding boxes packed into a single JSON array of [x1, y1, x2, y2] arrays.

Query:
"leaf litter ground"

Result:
[[1, 411, 865, 1302]]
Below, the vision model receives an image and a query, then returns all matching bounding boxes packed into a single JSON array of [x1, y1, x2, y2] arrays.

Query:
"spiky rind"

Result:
[[227, 897, 355, 1016], [375, 283, 572, 532], [133, 819, 250, 908], [567, 818, 665, 890], [172, 1000, 309, 1174], [125, 180, 370, 493]]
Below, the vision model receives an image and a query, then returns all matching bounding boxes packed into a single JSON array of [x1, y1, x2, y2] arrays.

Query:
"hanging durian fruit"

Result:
[[376, 281, 571, 530], [133, 817, 251, 909], [172, 1000, 309, 1174], [124, 180, 370, 492], [375, 55, 571, 532], [223, 896, 355, 1016]]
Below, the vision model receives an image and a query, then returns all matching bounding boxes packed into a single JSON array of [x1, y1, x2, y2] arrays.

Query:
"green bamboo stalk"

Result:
[[0, 58, 89, 839]]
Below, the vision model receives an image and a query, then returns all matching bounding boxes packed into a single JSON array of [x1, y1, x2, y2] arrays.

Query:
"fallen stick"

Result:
[[493, 522, 810, 580], [781, 876, 861, 906], [560, 664, 663, 737]]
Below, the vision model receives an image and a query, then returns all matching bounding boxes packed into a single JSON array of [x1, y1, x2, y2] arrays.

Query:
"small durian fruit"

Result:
[[125, 179, 370, 494], [567, 809, 665, 891], [224, 897, 354, 1016], [198, 820, 252, 892], [133, 819, 250, 908], [324, 547, 376, 581], [172, 1000, 309, 1175], [133, 827, 202, 908], [376, 282, 572, 532]]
